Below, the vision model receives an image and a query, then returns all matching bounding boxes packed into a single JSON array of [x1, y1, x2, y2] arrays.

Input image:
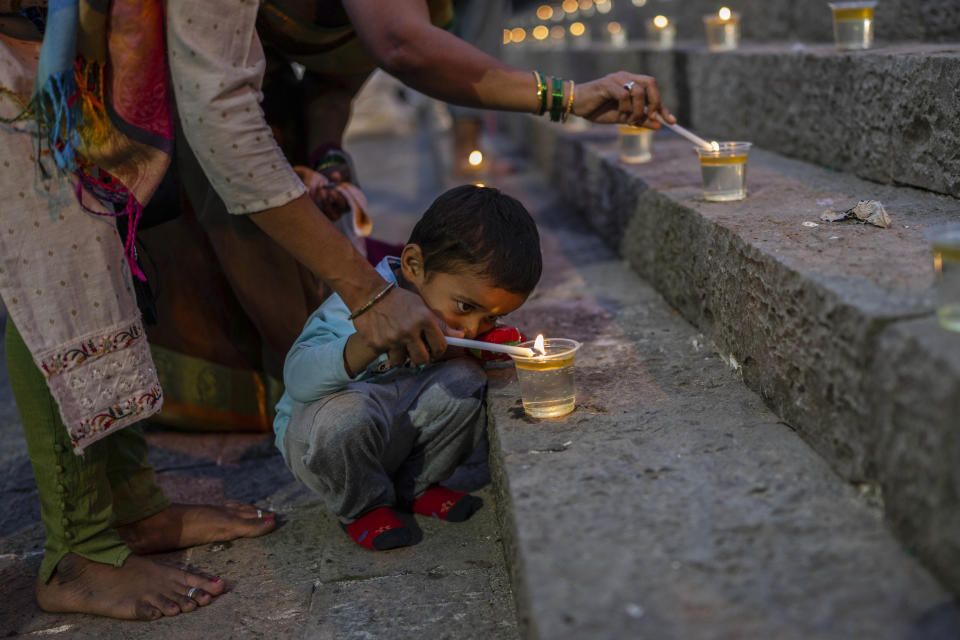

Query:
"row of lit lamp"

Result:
[[507, 1, 878, 52]]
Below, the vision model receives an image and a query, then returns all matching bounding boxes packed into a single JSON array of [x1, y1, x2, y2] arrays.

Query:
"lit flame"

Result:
[[653, 15, 669, 28], [510, 27, 526, 43], [533, 25, 550, 40], [536, 4, 553, 20], [710, 140, 720, 151], [534, 334, 547, 356], [718, 6, 732, 20], [561, 0, 578, 13], [502, 29, 512, 45], [607, 21, 622, 34], [475, 182, 485, 187], [468, 150, 483, 166], [570, 21, 586, 36]]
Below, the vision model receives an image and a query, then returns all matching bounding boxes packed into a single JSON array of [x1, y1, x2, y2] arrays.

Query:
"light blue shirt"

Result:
[[273, 257, 412, 452]]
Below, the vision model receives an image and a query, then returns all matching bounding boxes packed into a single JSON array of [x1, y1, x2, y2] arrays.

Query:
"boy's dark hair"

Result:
[[408, 185, 542, 294]]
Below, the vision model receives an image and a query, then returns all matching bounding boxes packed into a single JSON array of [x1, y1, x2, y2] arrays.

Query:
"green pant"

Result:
[[5, 320, 170, 583]]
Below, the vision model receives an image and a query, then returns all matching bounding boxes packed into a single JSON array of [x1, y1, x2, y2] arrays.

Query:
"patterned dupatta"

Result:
[[0, 0, 171, 452]]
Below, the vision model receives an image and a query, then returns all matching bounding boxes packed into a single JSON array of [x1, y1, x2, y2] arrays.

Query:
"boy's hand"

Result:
[[353, 286, 448, 367], [575, 72, 676, 129]]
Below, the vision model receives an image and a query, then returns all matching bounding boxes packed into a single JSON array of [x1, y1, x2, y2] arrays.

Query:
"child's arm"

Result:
[[343, 333, 382, 378]]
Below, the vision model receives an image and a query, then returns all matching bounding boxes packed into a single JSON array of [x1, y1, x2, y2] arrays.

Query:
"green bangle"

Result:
[[550, 76, 564, 122], [536, 71, 548, 116], [348, 281, 397, 321]]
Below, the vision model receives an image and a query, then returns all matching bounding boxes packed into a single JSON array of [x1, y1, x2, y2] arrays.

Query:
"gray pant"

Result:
[[283, 358, 487, 523]]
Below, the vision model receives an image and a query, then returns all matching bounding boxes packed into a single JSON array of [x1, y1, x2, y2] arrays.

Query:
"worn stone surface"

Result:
[[506, 115, 960, 598], [686, 44, 960, 199], [872, 317, 960, 594], [505, 43, 960, 199], [487, 171, 958, 639]]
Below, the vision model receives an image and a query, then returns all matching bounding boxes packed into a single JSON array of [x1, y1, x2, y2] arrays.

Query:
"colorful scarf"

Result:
[[2, 0, 173, 279]]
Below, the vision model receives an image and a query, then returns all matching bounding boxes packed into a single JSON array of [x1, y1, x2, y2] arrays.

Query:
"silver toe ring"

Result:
[[187, 586, 198, 600]]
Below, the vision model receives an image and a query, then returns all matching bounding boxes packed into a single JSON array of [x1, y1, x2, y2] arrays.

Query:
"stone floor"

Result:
[[0, 103, 521, 638]]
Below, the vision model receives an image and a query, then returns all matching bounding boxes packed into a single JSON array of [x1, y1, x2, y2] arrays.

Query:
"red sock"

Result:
[[412, 487, 483, 522], [342, 507, 413, 550]]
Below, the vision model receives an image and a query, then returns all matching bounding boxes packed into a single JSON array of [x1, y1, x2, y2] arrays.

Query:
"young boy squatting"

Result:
[[273, 185, 542, 550]]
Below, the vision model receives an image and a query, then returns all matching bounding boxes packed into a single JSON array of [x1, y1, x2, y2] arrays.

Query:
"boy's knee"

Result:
[[309, 394, 384, 458], [436, 358, 487, 400]]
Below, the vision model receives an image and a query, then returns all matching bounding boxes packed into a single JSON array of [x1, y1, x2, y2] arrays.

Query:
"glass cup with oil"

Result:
[[930, 226, 960, 332], [510, 338, 581, 418], [618, 125, 655, 164], [695, 141, 751, 201], [828, 1, 877, 50]]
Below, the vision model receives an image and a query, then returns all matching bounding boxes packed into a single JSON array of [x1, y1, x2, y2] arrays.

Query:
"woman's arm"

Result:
[[249, 194, 446, 365], [343, 0, 675, 127]]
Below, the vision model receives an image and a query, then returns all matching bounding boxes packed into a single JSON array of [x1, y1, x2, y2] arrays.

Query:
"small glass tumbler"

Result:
[[618, 125, 655, 164], [646, 20, 676, 49], [510, 338, 582, 419], [931, 226, 960, 332], [828, 1, 876, 50], [695, 142, 751, 201], [703, 13, 740, 51]]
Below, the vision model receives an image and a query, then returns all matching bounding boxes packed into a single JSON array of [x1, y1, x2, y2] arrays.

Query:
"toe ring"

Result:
[[187, 586, 198, 600]]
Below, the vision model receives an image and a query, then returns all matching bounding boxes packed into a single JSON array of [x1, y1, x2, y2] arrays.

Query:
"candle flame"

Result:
[[468, 150, 483, 166], [710, 140, 720, 151], [534, 334, 546, 356], [718, 6, 732, 20], [570, 21, 586, 36], [653, 15, 669, 28], [536, 4, 553, 20], [533, 24, 550, 40]]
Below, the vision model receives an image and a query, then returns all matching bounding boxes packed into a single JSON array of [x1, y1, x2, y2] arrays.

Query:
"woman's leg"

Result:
[[3, 319, 274, 619], [5, 318, 131, 583]]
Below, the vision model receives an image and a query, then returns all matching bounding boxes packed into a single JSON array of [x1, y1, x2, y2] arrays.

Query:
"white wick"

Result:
[[446, 336, 535, 358], [655, 114, 714, 149]]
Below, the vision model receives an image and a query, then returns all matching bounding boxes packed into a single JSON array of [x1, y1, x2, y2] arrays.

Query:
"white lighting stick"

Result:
[[446, 336, 536, 358], [656, 114, 713, 149]]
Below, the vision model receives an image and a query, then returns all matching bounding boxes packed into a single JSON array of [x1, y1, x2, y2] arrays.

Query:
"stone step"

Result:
[[504, 43, 960, 199], [508, 0, 960, 45], [487, 168, 960, 639], [496, 115, 960, 605]]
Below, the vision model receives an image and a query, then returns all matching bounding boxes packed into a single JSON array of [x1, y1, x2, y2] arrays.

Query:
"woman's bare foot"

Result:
[[117, 502, 276, 554], [36, 553, 224, 620]]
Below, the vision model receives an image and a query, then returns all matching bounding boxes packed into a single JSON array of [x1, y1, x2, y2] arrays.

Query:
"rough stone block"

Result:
[[505, 44, 960, 198], [872, 317, 960, 594], [485, 176, 957, 638], [686, 44, 960, 198], [511, 115, 960, 596]]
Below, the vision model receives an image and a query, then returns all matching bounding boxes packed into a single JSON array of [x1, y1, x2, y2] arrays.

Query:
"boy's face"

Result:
[[400, 245, 528, 339]]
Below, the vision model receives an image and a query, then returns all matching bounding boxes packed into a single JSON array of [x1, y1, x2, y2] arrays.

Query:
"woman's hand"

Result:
[[293, 166, 350, 222], [574, 72, 676, 128], [352, 286, 451, 367]]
